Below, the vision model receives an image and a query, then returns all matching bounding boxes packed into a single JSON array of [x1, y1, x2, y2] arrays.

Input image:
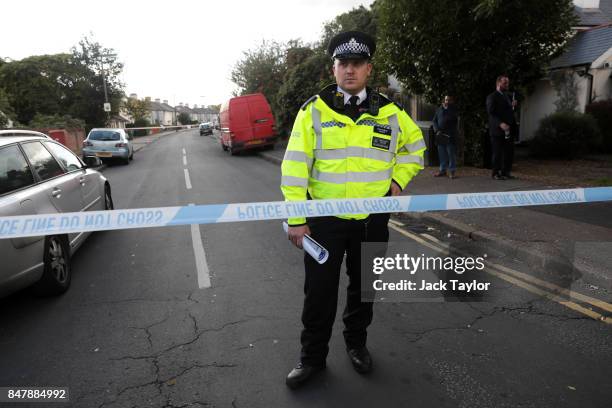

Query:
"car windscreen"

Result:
[[89, 131, 121, 141]]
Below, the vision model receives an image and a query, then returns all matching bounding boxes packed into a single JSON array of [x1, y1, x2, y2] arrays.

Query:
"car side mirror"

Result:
[[83, 156, 102, 168]]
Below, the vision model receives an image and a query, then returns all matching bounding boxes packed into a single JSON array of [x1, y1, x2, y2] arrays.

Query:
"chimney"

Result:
[[155, 98, 160, 103], [129, 93, 138, 99], [145, 96, 151, 102], [185, 103, 189, 108], [163, 100, 168, 104], [193, 104, 198, 109], [179, 102, 183, 107]]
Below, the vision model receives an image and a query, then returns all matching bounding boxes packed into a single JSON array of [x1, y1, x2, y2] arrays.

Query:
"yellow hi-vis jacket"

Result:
[[281, 92, 426, 226]]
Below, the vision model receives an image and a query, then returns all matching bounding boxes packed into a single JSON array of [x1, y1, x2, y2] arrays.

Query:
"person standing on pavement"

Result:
[[432, 95, 459, 179], [486, 75, 517, 180], [280, 31, 426, 389]]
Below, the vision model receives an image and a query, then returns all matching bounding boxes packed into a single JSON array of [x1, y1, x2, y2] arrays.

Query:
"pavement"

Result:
[[259, 140, 612, 292]]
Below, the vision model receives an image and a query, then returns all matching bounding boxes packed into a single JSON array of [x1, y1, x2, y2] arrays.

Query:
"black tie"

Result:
[[348, 95, 359, 107], [345, 95, 360, 120]]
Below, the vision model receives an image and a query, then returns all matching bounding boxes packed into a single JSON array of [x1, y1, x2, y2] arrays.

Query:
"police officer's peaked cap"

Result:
[[327, 31, 376, 60]]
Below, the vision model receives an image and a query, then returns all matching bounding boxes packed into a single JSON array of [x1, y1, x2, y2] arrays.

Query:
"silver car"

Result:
[[0, 133, 114, 297], [82, 128, 134, 165]]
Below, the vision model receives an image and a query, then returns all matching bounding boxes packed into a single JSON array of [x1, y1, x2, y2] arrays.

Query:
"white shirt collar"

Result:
[[337, 86, 367, 105]]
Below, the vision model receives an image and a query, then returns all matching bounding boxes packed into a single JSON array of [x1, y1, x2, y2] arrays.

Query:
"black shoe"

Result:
[[502, 174, 516, 179], [347, 347, 373, 374], [492, 174, 506, 180], [285, 362, 324, 389]]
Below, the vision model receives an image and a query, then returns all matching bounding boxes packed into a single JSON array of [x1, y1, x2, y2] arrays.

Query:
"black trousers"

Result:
[[299, 213, 390, 367], [490, 133, 514, 176]]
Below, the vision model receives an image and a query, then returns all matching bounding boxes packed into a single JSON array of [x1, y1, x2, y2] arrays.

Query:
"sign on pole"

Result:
[[104, 103, 111, 112]]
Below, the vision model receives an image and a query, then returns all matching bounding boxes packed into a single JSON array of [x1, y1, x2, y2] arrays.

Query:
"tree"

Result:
[[70, 35, 124, 128], [0, 54, 74, 124], [276, 51, 333, 135], [0, 88, 15, 128], [0, 36, 125, 129], [377, 0, 576, 164], [231, 40, 286, 105], [178, 112, 191, 125], [123, 97, 151, 122]]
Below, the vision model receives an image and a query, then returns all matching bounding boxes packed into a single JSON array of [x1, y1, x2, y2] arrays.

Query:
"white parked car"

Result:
[[82, 128, 134, 165]]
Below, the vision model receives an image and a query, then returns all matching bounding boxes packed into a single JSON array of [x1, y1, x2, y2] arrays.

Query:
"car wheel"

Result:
[[32, 236, 71, 296], [104, 184, 114, 210], [230, 146, 239, 156], [123, 157, 130, 165], [129, 151, 134, 160]]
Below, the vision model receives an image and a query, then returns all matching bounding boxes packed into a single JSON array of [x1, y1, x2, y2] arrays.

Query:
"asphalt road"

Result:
[[0, 129, 610, 408]]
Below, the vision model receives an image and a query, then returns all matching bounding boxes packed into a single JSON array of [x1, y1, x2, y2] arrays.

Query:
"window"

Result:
[[44, 142, 83, 172], [21, 142, 64, 181], [88, 130, 121, 141], [0, 145, 35, 195]]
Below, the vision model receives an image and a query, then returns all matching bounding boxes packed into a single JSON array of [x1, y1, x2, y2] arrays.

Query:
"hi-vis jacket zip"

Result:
[[281, 91, 426, 225]]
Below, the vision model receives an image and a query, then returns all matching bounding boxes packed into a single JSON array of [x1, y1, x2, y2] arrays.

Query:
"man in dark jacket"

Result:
[[486, 75, 517, 180], [432, 95, 459, 179]]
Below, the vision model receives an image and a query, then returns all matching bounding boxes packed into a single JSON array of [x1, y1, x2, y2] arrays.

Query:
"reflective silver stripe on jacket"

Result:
[[311, 168, 393, 184], [401, 138, 427, 153], [396, 155, 424, 166], [281, 175, 309, 188], [283, 150, 313, 169], [311, 105, 322, 150], [388, 114, 400, 153], [313, 146, 394, 162]]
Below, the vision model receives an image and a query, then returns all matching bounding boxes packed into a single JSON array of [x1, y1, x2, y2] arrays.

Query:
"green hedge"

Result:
[[530, 111, 601, 159], [585, 99, 612, 153]]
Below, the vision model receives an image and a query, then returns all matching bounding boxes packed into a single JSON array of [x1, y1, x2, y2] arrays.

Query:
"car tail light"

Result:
[[115, 142, 127, 147], [230, 132, 235, 139], [83, 140, 93, 147]]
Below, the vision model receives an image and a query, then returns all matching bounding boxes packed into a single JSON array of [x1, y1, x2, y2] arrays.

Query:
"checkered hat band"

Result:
[[333, 40, 370, 57]]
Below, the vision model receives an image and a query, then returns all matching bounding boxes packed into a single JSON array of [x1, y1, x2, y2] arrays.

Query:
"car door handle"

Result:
[[51, 188, 62, 198], [79, 176, 86, 186]]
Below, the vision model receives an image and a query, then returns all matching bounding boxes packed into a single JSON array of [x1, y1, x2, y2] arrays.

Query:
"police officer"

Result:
[[281, 31, 426, 389]]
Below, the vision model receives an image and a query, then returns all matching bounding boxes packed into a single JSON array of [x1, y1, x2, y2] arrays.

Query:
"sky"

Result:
[[1, 0, 370, 108]]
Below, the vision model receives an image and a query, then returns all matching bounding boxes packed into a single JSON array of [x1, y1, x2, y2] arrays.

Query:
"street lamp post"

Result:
[[100, 53, 117, 126]]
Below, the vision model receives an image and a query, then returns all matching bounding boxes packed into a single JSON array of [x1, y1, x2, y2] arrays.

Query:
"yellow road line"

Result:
[[388, 224, 612, 324]]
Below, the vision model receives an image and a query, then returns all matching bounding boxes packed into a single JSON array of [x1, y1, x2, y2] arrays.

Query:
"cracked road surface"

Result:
[[0, 129, 610, 407]]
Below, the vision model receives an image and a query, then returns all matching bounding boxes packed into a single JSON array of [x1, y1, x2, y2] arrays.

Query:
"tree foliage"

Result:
[[276, 51, 333, 134], [231, 40, 286, 102], [231, 5, 386, 136], [178, 112, 191, 125], [377, 0, 576, 163], [0, 36, 124, 129], [124, 96, 151, 122]]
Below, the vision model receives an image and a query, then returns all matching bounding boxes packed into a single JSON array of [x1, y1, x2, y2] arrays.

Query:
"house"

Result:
[[175, 103, 195, 124], [108, 113, 131, 129], [191, 105, 219, 125], [519, 22, 612, 141]]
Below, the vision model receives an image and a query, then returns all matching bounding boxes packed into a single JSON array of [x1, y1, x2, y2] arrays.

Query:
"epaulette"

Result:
[[393, 101, 405, 111], [300, 95, 318, 111]]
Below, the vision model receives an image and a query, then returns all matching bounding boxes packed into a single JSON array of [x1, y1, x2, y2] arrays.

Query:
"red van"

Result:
[[219, 93, 276, 154]]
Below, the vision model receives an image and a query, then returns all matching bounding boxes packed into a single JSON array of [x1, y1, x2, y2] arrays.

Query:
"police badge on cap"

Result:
[[327, 31, 376, 60]]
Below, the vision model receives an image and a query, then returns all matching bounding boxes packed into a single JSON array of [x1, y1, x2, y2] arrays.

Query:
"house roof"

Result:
[[574, 6, 611, 26], [574, 0, 612, 26], [550, 23, 612, 68], [176, 105, 194, 114]]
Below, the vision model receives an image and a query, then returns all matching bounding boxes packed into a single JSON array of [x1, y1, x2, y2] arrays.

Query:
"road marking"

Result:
[[189, 203, 211, 288], [183, 155, 187, 166], [182, 148, 186, 155], [184, 169, 192, 190], [388, 224, 611, 324]]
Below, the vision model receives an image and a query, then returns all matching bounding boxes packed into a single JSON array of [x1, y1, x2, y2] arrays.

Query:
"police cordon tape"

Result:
[[1, 187, 611, 240]]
